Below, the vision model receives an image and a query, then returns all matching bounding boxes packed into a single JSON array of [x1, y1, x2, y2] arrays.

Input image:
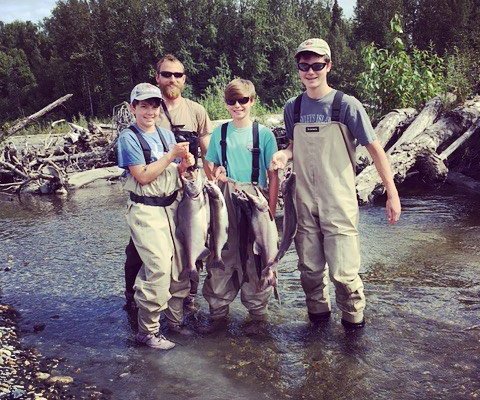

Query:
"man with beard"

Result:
[[123, 54, 212, 336]]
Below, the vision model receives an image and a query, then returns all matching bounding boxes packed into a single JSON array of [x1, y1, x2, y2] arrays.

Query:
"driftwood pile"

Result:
[[0, 95, 121, 195], [1, 94, 479, 201]]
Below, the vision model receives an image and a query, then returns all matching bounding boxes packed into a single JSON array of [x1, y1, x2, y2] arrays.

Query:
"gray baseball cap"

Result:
[[295, 38, 331, 58], [130, 83, 162, 103]]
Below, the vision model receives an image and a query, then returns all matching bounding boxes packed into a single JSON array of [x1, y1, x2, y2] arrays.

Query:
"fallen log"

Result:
[[356, 96, 480, 203], [439, 118, 480, 160], [386, 96, 447, 155], [0, 94, 73, 144], [357, 108, 417, 171], [67, 166, 123, 189]]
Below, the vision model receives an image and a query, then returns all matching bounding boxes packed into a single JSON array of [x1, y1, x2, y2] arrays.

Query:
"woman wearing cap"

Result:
[[117, 82, 194, 349]]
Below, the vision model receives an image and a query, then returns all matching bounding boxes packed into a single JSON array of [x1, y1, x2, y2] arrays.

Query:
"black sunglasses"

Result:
[[159, 71, 185, 78], [297, 62, 328, 72], [225, 96, 250, 106]]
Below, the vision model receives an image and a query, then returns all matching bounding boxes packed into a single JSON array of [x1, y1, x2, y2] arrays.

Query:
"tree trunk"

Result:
[[386, 96, 447, 155], [0, 94, 73, 144]]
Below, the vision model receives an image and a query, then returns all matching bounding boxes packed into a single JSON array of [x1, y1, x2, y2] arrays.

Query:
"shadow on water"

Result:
[[1, 182, 479, 399]]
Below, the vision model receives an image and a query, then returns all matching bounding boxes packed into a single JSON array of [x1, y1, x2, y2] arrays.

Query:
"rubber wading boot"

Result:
[[308, 311, 331, 324], [341, 318, 365, 330], [166, 322, 194, 336], [196, 317, 227, 334]]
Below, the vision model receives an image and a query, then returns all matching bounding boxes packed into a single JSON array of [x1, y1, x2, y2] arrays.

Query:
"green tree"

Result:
[[357, 14, 445, 121]]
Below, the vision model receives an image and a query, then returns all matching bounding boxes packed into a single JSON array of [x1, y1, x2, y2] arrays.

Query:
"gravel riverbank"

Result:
[[0, 303, 108, 399]]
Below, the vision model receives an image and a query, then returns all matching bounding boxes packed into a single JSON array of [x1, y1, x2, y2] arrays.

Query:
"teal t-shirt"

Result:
[[206, 121, 278, 189]]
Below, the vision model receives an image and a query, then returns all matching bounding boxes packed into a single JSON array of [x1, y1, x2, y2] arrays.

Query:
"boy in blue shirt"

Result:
[[117, 83, 194, 349], [201, 79, 279, 332]]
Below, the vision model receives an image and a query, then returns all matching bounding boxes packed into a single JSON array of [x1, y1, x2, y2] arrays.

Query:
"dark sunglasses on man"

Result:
[[158, 71, 185, 78], [297, 62, 328, 72], [225, 96, 250, 106]]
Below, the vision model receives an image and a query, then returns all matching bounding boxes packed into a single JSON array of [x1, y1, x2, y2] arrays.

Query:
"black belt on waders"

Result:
[[129, 190, 178, 207]]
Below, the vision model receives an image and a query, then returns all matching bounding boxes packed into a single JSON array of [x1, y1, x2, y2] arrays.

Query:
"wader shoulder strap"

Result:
[[220, 122, 228, 175], [332, 90, 344, 122], [128, 124, 152, 164], [155, 126, 169, 153], [251, 121, 260, 185], [293, 94, 303, 124]]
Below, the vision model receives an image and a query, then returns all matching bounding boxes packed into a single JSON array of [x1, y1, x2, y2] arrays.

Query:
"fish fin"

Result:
[[198, 247, 211, 261]]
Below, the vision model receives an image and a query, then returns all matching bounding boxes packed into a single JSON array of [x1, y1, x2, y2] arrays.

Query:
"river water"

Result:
[[0, 183, 479, 399]]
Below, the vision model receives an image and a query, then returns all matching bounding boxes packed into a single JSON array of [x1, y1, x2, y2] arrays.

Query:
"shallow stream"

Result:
[[0, 183, 479, 399]]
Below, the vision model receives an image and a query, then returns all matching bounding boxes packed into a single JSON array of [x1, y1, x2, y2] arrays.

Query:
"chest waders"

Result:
[[292, 91, 365, 324], [202, 122, 273, 321], [124, 126, 188, 334]]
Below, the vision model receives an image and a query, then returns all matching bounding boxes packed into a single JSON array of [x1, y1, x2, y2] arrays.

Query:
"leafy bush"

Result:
[[357, 14, 446, 121]]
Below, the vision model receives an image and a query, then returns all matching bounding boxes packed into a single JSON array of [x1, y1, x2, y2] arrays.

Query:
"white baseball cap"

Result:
[[130, 83, 162, 103]]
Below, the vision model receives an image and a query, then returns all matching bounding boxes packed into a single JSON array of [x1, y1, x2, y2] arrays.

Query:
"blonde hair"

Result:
[[224, 78, 256, 102]]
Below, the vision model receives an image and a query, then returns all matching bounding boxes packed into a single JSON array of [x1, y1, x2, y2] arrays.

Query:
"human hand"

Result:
[[214, 166, 228, 183], [270, 151, 288, 170], [386, 195, 401, 224], [169, 141, 189, 160], [178, 152, 195, 175]]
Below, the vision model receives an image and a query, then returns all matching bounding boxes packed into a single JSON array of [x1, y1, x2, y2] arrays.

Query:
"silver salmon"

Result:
[[176, 171, 210, 282], [274, 169, 297, 263], [259, 170, 297, 290], [204, 180, 228, 269], [242, 187, 278, 289]]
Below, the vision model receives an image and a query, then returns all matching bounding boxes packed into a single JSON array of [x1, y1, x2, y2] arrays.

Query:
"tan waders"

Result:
[[124, 164, 189, 334], [293, 121, 365, 324], [202, 181, 273, 320]]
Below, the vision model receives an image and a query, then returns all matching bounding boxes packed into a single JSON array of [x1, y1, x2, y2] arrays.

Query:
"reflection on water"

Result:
[[1, 183, 479, 399]]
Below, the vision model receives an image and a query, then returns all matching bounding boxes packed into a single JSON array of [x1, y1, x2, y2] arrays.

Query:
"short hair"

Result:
[[295, 51, 331, 64], [224, 78, 256, 102], [156, 54, 185, 74], [131, 98, 162, 108]]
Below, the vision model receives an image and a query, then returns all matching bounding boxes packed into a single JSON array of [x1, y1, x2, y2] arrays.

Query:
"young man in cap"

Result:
[[270, 38, 401, 330], [123, 55, 213, 333], [117, 82, 195, 348]]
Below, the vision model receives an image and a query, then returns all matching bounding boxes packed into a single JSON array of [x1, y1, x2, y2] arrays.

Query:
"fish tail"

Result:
[[210, 257, 225, 270]]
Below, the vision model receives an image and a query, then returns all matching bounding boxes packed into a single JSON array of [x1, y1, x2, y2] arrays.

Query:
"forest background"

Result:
[[1, 0, 479, 126]]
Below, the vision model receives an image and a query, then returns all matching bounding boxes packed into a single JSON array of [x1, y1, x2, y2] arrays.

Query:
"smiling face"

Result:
[[297, 53, 332, 93], [225, 95, 254, 122], [155, 59, 186, 100], [130, 99, 161, 132]]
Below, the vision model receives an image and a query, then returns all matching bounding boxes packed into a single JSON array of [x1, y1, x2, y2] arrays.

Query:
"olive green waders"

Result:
[[124, 164, 189, 334], [293, 121, 365, 323], [202, 181, 273, 320]]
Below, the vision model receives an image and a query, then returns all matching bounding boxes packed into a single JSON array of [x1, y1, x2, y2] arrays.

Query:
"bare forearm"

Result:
[[366, 142, 398, 197]]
